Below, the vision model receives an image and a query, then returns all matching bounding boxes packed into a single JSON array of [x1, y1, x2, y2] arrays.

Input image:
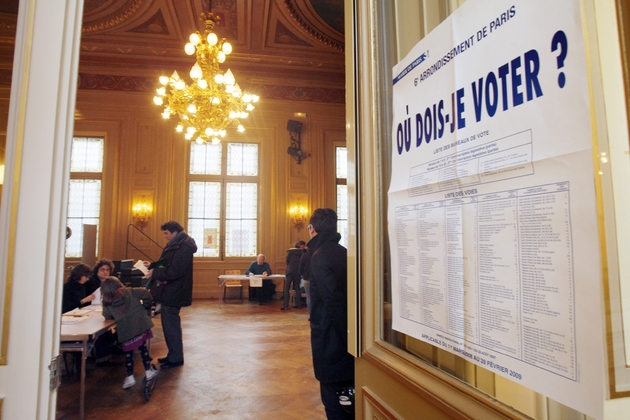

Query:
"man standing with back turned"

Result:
[[282, 241, 304, 310], [307, 208, 354, 419], [145, 220, 197, 368]]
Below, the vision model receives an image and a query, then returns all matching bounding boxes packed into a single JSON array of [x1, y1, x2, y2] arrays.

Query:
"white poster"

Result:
[[203, 228, 218, 249], [388, 0, 604, 417]]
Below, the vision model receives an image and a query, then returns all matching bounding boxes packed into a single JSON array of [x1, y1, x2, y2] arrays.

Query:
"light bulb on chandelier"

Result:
[[153, 11, 259, 144]]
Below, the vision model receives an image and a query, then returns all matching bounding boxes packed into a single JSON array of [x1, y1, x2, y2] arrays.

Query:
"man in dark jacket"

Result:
[[307, 208, 354, 419], [282, 241, 305, 310], [145, 220, 197, 368], [245, 254, 275, 305]]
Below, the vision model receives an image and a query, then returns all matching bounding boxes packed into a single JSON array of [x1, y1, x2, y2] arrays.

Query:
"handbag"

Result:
[[147, 279, 165, 303]]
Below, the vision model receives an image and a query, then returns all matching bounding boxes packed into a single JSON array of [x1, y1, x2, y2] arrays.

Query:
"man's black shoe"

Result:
[[160, 360, 184, 369], [158, 357, 169, 364]]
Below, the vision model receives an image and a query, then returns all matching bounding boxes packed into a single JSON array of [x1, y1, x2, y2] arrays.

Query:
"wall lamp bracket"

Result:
[[286, 119, 310, 164], [132, 200, 152, 229]]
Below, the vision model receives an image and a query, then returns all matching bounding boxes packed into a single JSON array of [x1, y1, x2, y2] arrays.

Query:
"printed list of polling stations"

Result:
[[388, 0, 605, 418]]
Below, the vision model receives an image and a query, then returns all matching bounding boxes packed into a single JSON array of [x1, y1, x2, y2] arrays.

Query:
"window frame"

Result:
[[65, 136, 105, 259], [336, 145, 348, 247], [187, 140, 260, 260]]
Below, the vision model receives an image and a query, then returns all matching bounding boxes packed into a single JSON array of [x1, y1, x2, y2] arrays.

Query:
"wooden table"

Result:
[[217, 274, 285, 307], [60, 306, 115, 420]]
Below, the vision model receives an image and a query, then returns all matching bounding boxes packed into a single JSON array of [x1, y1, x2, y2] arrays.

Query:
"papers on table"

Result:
[[62, 308, 91, 324], [61, 315, 87, 325], [61, 307, 101, 324], [91, 287, 101, 305], [246, 274, 283, 287], [64, 308, 91, 316]]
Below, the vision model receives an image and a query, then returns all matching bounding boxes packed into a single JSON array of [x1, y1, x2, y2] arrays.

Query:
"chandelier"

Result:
[[153, 12, 259, 144]]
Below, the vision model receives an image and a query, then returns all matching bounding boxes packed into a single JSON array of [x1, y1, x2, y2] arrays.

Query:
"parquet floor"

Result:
[[56, 299, 326, 419]]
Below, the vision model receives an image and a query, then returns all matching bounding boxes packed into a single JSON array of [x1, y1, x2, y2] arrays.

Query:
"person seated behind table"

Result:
[[245, 254, 274, 305], [62, 263, 95, 313], [86, 258, 118, 364], [85, 258, 115, 296], [62, 262, 117, 366]]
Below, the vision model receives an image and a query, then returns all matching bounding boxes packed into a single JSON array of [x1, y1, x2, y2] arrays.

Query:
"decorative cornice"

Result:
[[127, 10, 168, 35], [78, 73, 155, 91], [82, 0, 145, 34], [211, 0, 238, 40], [282, 0, 344, 51], [256, 84, 344, 103], [0, 16, 16, 31], [0, 69, 11, 86], [74, 73, 344, 103], [0, 69, 344, 104], [275, 21, 312, 47]]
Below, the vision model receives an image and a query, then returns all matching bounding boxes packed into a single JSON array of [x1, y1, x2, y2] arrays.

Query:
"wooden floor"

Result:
[[56, 298, 326, 419]]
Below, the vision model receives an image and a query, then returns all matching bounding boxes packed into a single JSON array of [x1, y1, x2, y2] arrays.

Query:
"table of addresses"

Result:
[[395, 181, 576, 380]]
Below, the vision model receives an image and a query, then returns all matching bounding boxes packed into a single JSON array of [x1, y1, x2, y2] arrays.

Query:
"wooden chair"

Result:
[[223, 269, 243, 303]]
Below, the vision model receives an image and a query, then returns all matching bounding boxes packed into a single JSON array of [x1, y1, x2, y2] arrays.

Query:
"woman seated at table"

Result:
[[62, 263, 94, 313], [85, 258, 115, 297], [62, 262, 117, 366]]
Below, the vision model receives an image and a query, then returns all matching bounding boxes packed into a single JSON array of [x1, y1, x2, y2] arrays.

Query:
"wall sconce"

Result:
[[289, 203, 309, 231], [132, 201, 152, 228], [286, 119, 310, 164]]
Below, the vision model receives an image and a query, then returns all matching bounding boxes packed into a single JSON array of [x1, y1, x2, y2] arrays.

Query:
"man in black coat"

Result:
[[307, 208, 354, 419], [145, 220, 197, 368]]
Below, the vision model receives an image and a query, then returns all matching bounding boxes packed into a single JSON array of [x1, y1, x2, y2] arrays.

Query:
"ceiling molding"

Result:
[[83, 0, 147, 34], [0, 0, 345, 100], [72, 73, 344, 103], [281, 0, 344, 51], [126, 10, 169, 35], [0, 14, 16, 32], [274, 21, 312, 47]]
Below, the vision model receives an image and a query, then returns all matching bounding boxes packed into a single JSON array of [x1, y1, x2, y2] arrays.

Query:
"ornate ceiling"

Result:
[[0, 0, 345, 101]]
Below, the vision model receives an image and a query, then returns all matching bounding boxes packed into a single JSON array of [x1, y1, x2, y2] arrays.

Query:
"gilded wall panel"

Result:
[[133, 177, 154, 188], [288, 179, 308, 190], [136, 124, 155, 174]]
